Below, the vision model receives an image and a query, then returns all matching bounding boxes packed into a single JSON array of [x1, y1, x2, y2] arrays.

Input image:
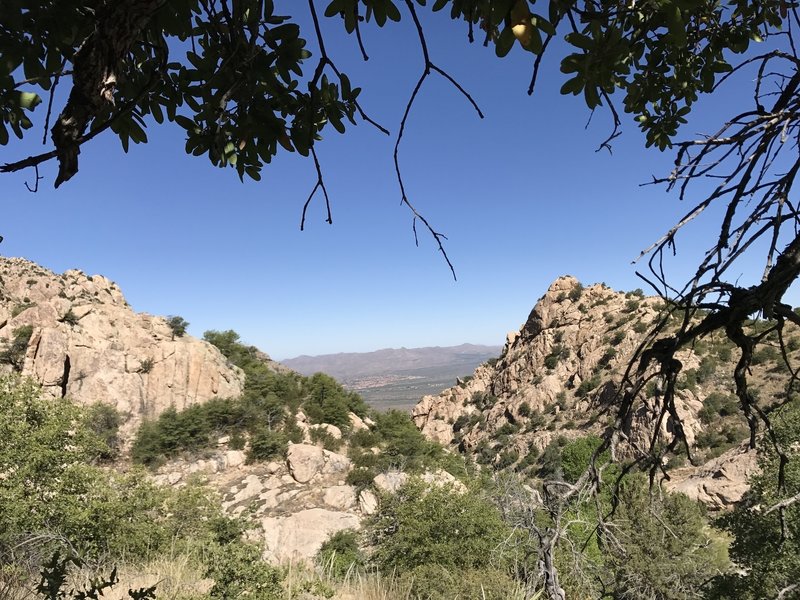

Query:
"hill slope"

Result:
[[412, 276, 791, 508]]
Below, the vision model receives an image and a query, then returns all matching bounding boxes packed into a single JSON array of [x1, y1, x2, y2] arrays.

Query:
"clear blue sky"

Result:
[[0, 7, 788, 359]]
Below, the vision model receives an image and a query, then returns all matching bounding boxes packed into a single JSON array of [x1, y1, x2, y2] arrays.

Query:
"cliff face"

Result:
[[412, 276, 782, 507], [0, 257, 245, 442], [413, 276, 674, 449]]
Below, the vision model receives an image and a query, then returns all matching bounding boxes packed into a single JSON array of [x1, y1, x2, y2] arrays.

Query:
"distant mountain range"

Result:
[[282, 344, 502, 411]]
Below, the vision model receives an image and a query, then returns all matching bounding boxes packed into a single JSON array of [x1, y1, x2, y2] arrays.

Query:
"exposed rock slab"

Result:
[[261, 509, 360, 563], [667, 445, 758, 510], [0, 257, 246, 444]]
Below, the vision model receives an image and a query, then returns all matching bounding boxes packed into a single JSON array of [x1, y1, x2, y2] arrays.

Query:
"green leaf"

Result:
[[324, 0, 345, 18], [560, 75, 583, 95], [495, 27, 515, 58], [385, 1, 401, 22], [0, 122, 8, 145], [490, 0, 516, 26], [566, 33, 594, 51], [150, 101, 164, 124], [17, 91, 41, 110], [532, 13, 555, 36], [174, 115, 196, 131], [666, 5, 687, 47], [526, 25, 543, 54]]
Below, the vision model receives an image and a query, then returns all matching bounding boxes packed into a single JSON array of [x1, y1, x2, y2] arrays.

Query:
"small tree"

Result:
[[0, 325, 34, 372], [166, 315, 189, 339]]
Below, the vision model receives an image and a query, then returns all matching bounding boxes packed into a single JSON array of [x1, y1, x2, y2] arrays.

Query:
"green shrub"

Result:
[[610, 330, 626, 345], [58, 308, 80, 326], [698, 392, 739, 424], [205, 542, 284, 600], [0, 325, 33, 371], [710, 402, 800, 598], [247, 427, 289, 462], [496, 448, 520, 470], [518, 402, 531, 417], [544, 344, 569, 369], [367, 480, 512, 573], [309, 426, 342, 451], [598, 348, 617, 368], [316, 529, 364, 580], [575, 374, 602, 398], [560, 435, 608, 483], [452, 414, 471, 432], [304, 372, 365, 431], [752, 345, 779, 365], [0, 376, 239, 562], [345, 467, 375, 489], [568, 283, 584, 302], [515, 447, 539, 472], [696, 355, 718, 382], [625, 299, 640, 312], [538, 436, 569, 480], [85, 402, 122, 460]]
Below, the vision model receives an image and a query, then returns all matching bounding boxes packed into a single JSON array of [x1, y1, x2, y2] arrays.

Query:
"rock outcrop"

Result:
[[412, 276, 779, 509], [155, 442, 364, 563], [666, 444, 759, 509], [0, 257, 246, 442], [413, 277, 678, 453]]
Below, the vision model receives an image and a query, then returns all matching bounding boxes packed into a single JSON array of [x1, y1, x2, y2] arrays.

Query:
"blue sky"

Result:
[[0, 7, 788, 359]]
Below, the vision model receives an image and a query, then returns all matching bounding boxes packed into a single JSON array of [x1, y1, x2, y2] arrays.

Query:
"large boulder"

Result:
[[667, 444, 758, 510], [260, 509, 361, 563], [287, 443, 351, 484]]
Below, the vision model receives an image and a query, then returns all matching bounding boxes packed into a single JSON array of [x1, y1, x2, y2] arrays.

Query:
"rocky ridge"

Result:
[[412, 276, 783, 508], [0, 257, 246, 443]]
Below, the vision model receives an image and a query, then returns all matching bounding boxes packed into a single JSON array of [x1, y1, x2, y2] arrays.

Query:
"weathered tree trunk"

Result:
[[51, 0, 161, 187], [539, 534, 566, 600]]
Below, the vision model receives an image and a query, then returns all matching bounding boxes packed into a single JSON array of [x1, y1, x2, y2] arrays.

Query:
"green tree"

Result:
[[0, 325, 34, 371], [367, 478, 512, 573], [0, 375, 239, 563], [709, 402, 800, 599], [166, 315, 189, 338]]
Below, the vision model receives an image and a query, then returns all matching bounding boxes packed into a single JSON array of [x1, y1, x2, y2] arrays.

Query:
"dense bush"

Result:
[[133, 329, 370, 466], [698, 392, 739, 424], [303, 372, 368, 430], [166, 315, 189, 338], [710, 402, 800, 598], [316, 529, 364, 580], [0, 325, 33, 371], [560, 435, 608, 483], [205, 541, 284, 600], [367, 479, 512, 574], [0, 375, 244, 564]]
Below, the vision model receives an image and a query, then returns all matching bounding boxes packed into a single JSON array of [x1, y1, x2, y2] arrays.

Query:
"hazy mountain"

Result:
[[283, 344, 502, 411]]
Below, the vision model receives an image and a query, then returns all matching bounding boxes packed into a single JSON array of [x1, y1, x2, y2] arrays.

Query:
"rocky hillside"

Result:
[[412, 275, 789, 508], [0, 257, 246, 442]]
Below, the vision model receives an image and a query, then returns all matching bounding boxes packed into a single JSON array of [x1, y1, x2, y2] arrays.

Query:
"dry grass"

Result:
[[5, 553, 533, 600]]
